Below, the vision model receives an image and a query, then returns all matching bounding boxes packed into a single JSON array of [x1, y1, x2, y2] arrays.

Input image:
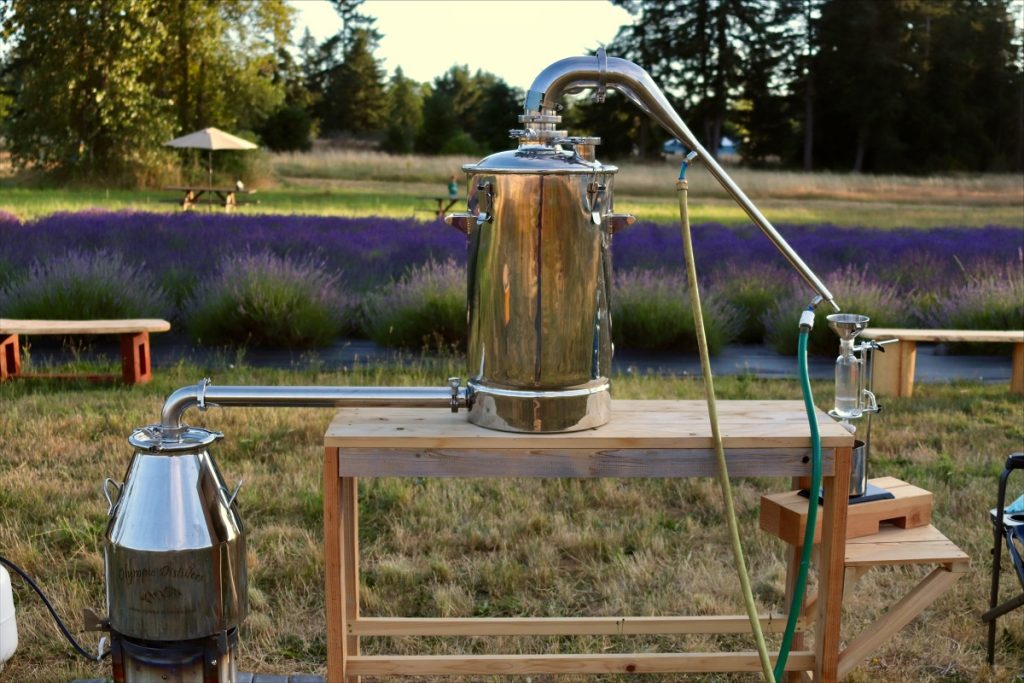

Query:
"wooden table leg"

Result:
[[784, 542, 807, 683], [783, 476, 808, 683], [872, 340, 917, 398], [119, 331, 152, 384], [341, 475, 361, 683], [815, 446, 851, 683], [1011, 342, 1023, 394], [324, 447, 348, 682], [0, 334, 20, 380]]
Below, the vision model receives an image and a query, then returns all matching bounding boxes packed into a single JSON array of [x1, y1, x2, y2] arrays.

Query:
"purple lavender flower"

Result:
[[0, 248, 169, 319], [184, 250, 352, 348]]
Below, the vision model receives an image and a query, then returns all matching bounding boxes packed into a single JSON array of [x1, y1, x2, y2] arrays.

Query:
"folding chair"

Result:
[[985, 452, 1024, 665]]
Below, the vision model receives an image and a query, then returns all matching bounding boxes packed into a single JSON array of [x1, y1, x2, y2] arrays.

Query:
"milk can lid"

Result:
[[128, 424, 223, 452], [464, 144, 617, 175]]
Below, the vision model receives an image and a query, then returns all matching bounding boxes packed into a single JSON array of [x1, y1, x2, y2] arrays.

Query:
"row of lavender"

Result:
[[0, 211, 1021, 354]]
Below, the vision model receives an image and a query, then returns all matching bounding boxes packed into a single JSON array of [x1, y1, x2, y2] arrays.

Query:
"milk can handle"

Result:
[[226, 479, 243, 507], [103, 478, 122, 516]]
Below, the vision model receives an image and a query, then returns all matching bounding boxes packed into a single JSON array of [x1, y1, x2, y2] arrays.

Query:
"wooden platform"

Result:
[[760, 476, 932, 544], [325, 400, 857, 682]]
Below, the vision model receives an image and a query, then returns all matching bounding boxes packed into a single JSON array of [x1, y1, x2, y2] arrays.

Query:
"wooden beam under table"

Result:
[[336, 447, 834, 479], [837, 566, 965, 680], [346, 651, 817, 676], [351, 614, 805, 637]]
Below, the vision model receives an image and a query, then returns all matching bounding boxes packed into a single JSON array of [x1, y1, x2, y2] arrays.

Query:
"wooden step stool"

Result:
[[760, 478, 969, 681]]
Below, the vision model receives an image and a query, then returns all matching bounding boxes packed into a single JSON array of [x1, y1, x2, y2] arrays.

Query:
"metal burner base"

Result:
[[110, 629, 238, 683]]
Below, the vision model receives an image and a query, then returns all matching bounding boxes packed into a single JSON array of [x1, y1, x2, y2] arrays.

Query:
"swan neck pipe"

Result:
[[160, 382, 467, 430], [525, 55, 840, 313]]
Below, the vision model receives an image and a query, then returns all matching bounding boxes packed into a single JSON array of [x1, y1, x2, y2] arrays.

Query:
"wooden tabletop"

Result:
[[164, 186, 254, 193], [863, 328, 1024, 343], [0, 318, 171, 335], [325, 400, 853, 450]]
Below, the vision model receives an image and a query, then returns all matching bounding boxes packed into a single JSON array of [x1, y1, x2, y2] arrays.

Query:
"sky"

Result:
[[289, 0, 634, 90]]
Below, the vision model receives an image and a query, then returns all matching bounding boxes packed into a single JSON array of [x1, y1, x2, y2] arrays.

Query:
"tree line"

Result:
[[0, 0, 1020, 183], [595, 0, 1022, 173]]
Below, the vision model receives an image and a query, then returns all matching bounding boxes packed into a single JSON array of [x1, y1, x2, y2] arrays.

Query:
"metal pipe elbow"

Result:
[[159, 380, 207, 430]]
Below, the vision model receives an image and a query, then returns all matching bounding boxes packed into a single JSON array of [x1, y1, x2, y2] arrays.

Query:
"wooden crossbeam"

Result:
[[346, 651, 816, 676], [837, 566, 965, 680], [350, 614, 804, 637]]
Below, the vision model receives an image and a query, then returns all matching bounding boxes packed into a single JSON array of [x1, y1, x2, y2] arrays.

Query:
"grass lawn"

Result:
[[1, 360, 1022, 682], [1, 153, 1021, 227]]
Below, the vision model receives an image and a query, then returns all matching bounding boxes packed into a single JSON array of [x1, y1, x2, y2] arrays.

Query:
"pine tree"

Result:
[[322, 27, 386, 134], [383, 67, 423, 153]]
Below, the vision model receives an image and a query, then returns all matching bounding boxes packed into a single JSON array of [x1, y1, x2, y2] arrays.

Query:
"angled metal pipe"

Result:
[[525, 53, 840, 312], [160, 379, 467, 431]]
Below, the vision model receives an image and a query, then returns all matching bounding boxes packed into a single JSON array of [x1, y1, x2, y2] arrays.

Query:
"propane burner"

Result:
[[110, 629, 238, 683]]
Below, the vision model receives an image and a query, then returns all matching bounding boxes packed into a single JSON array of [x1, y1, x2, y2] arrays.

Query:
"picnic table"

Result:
[[418, 196, 458, 219], [165, 185, 256, 212]]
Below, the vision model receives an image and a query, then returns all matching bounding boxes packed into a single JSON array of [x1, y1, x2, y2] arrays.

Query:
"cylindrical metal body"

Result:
[[105, 426, 245, 682], [459, 144, 618, 432]]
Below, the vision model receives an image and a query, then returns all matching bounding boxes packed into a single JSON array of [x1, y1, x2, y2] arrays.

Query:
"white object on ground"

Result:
[[0, 565, 17, 670]]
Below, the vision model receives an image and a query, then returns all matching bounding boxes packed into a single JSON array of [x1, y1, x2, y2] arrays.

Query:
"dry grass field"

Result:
[[1, 359, 1022, 682]]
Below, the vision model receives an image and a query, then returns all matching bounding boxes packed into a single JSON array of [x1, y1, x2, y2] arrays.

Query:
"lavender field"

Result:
[[0, 210, 1021, 352]]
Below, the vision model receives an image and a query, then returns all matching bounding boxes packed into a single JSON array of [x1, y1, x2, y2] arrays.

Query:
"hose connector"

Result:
[[799, 295, 823, 331]]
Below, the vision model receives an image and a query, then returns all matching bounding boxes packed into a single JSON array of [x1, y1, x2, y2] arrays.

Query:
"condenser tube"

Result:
[[524, 53, 840, 313]]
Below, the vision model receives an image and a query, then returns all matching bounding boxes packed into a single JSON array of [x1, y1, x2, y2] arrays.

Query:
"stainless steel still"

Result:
[[449, 119, 629, 432], [104, 426, 246, 644]]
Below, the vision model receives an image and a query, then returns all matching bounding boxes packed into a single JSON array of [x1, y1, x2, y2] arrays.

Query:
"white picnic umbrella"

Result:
[[165, 127, 258, 187]]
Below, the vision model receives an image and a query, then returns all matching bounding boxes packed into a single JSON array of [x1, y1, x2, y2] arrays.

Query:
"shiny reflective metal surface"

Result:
[[459, 135, 619, 432], [524, 50, 840, 312], [160, 379, 469, 430], [105, 429, 246, 641], [111, 630, 237, 683], [850, 439, 868, 497]]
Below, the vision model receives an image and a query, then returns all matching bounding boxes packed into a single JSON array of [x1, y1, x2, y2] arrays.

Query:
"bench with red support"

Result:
[[0, 318, 170, 385]]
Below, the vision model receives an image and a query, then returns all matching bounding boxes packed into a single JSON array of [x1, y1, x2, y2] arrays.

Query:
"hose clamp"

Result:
[[594, 46, 608, 103], [448, 377, 461, 413], [197, 377, 212, 411]]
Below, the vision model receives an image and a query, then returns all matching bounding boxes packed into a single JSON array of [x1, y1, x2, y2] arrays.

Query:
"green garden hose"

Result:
[[676, 174, 776, 682], [773, 318, 823, 679]]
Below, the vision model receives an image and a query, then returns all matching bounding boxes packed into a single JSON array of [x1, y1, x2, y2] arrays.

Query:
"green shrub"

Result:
[[185, 251, 350, 348], [712, 263, 796, 343], [612, 270, 742, 354], [923, 258, 1024, 354], [0, 249, 169, 319], [363, 259, 466, 351], [762, 265, 909, 355]]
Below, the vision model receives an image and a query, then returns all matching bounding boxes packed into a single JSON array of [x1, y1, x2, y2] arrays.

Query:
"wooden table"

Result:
[[164, 185, 256, 212], [0, 318, 170, 384], [862, 327, 1024, 396], [323, 400, 855, 682], [416, 196, 458, 219]]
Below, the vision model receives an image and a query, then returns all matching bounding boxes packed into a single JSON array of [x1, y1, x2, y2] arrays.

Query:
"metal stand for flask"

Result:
[[807, 339, 898, 505]]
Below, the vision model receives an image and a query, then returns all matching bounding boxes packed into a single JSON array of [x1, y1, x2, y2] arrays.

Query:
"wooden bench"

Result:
[[861, 328, 1024, 397], [0, 318, 170, 385]]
